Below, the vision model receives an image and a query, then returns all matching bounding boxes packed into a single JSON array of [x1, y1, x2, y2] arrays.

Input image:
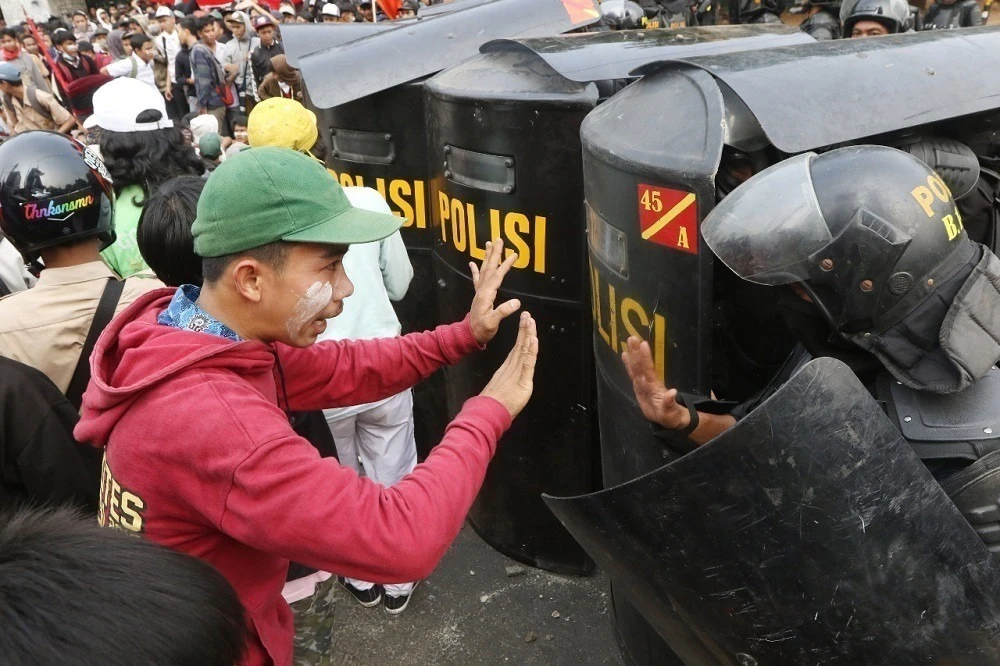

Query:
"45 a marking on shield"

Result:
[[637, 184, 698, 255]]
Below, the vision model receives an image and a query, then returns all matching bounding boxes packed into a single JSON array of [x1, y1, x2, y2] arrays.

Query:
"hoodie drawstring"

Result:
[[270, 346, 292, 422]]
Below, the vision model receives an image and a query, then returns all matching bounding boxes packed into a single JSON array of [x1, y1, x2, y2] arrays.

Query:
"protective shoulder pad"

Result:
[[887, 367, 1000, 442]]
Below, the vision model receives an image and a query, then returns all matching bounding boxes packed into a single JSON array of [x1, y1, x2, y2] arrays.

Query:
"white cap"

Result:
[[189, 113, 220, 144], [83, 78, 174, 133], [154, 5, 173, 17], [321, 3, 341, 15], [279, 4, 296, 14]]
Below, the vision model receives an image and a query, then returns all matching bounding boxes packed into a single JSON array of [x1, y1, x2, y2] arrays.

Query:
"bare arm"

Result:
[[622, 336, 736, 446]]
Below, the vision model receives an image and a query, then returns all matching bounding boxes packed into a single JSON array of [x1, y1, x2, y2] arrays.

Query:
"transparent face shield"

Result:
[[702, 152, 832, 286]]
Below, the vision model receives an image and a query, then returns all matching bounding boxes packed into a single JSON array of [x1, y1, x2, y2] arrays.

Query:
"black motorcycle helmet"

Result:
[[600, 0, 646, 29], [703, 146, 969, 336], [840, 0, 909, 35], [0, 131, 115, 261]]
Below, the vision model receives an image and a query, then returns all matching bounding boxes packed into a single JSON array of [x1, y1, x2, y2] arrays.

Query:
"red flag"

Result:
[[560, 0, 600, 24], [377, 0, 401, 19]]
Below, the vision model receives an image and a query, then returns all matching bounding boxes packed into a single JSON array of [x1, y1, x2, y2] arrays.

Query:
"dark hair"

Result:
[[0, 506, 247, 666], [128, 31, 151, 50], [179, 15, 200, 35], [78, 39, 93, 52], [202, 242, 290, 284], [99, 127, 204, 198], [0, 27, 16, 40], [231, 113, 248, 128], [53, 29, 75, 45], [137, 176, 206, 287]]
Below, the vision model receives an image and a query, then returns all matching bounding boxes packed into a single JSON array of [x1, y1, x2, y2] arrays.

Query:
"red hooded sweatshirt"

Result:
[[74, 289, 511, 665]]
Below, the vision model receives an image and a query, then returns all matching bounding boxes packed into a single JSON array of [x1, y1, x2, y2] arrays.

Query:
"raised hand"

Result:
[[480, 312, 538, 419], [468, 239, 520, 346], [622, 336, 690, 431]]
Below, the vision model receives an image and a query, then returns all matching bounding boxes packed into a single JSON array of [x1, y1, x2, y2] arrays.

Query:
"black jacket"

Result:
[[175, 44, 194, 98], [250, 39, 285, 92], [0, 356, 101, 511]]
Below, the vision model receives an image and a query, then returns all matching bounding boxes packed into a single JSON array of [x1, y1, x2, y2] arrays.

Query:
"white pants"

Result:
[[325, 389, 417, 598]]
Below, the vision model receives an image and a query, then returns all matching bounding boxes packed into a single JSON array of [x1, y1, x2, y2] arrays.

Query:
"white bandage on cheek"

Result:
[[286, 280, 333, 337]]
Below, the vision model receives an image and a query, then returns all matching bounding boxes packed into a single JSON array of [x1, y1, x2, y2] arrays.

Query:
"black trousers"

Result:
[[164, 83, 189, 120]]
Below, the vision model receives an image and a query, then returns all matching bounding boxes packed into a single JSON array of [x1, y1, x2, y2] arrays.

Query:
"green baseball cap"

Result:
[[192, 147, 402, 258]]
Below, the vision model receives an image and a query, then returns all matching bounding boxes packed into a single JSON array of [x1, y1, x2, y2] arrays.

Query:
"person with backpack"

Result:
[[221, 10, 258, 115], [0, 358, 101, 511], [0, 131, 160, 404], [154, 5, 185, 119], [181, 16, 232, 136], [51, 30, 105, 119], [0, 62, 74, 135], [100, 32, 157, 90]]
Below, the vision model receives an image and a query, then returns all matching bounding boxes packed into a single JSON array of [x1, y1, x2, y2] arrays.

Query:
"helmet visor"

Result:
[[703, 152, 831, 286]]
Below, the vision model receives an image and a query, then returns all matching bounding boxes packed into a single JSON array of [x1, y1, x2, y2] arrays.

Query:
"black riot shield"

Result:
[[295, 0, 602, 110], [426, 50, 599, 575], [312, 82, 448, 461], [423, 26, 810, 577], [582, 62, 722, 665], [545, 358, 1000, 664], [293, 0, 600, 461], [582, 27, 1000, 665]]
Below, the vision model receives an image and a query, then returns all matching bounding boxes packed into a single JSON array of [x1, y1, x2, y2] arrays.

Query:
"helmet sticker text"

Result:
[[22, 192, 95, 222], [910, 173, 964, 241], [83, 146, 113, 183]]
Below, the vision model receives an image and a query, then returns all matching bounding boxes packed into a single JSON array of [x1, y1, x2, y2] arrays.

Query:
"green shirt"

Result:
[[101, 184, 152, 279]]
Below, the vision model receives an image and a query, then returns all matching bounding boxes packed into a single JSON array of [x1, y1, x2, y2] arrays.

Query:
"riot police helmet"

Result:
[[840, 0, 909, 35], [0, 131, 115, 261], [704, 145, 1000, 393], [600, 0, 646, 29], [704, 146, 970, 332], [715, 146, 770, 200]]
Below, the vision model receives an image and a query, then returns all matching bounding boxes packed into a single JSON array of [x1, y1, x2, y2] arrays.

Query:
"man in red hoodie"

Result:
[[74, 147, 539, 666]]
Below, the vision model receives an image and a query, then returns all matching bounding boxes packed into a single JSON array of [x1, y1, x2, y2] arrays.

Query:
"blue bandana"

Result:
[[157, 284, 243, 342]]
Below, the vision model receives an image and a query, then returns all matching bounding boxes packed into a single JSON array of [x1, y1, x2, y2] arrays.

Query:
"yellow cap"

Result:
[[247, 98, 319, 153]]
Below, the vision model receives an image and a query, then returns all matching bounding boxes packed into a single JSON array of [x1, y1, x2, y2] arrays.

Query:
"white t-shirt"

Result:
[[104, 54, 157, 90], [319, 187, 414, 421], [0, 237, 35, 293], [156, 29, 181, 82]]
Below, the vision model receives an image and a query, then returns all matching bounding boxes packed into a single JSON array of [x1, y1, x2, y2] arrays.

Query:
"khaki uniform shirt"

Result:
[[8, 88, 73, 134], [0, 261, 161, 394]]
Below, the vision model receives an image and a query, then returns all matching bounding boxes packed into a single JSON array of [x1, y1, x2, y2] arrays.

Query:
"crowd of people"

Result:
[[0, 0, 429, 141], [0, 75, 537, 666], [0, 4, 530, 664], [0, 0, 996, 664]]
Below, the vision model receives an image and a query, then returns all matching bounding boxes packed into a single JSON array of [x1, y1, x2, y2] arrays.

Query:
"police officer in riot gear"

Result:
[[622, 145, 1000, 550], [891, 134, 1000, 253], [737, 0, 786, 23], [840, 0, 910, 35], [922, 0, 984, 29], [799, 0, 841, 39], [598, 0, 647, 29]]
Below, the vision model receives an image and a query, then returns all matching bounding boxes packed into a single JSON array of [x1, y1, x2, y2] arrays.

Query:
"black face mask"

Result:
[[776, 288, 883, 385]]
